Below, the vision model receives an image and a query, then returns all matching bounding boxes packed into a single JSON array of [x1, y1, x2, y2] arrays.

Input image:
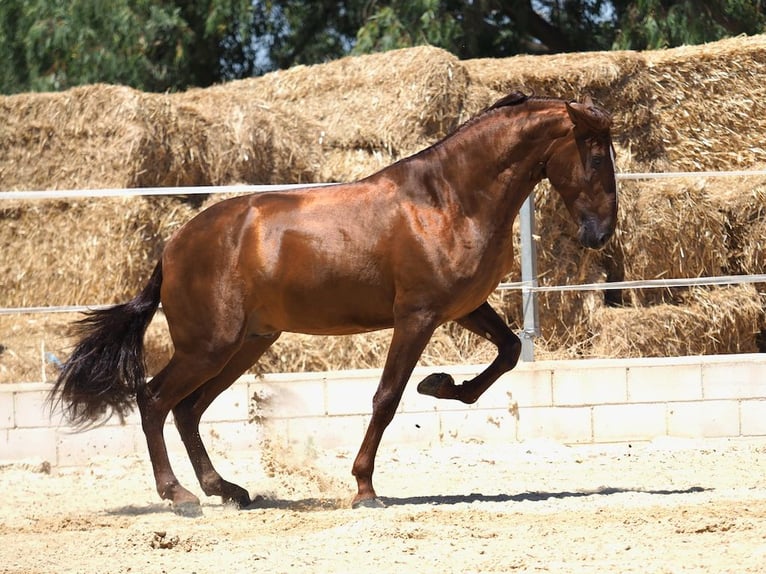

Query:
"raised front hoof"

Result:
[[351, 497, 387, 510], [416, 372, 456, 399]]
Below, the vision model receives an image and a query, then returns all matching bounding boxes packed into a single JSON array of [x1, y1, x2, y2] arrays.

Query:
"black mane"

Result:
[[486, 91, 530, 111]]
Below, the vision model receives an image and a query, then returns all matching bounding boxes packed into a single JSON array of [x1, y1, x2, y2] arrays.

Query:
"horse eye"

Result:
[[591, 156, 603, 168]]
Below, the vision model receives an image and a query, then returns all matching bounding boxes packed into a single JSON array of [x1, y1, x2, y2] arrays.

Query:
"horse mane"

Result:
[[485, 91, 530, 111], [387, 91, 563, 169]]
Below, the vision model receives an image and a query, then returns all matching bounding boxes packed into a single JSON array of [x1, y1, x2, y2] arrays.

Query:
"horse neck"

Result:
[[428, 101, 570, 220]]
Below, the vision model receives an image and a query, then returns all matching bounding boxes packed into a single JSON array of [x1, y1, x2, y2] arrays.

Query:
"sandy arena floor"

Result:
[[2, 436, 766, 573]]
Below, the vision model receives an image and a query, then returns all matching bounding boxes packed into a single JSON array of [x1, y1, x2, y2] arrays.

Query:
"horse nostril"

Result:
[[580, 224, 612, 250]]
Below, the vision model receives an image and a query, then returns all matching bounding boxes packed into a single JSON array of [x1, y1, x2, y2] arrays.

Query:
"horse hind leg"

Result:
[[417, 302, 521, 404], [172, 333, 280, 508], [136, 343, 246, 515]]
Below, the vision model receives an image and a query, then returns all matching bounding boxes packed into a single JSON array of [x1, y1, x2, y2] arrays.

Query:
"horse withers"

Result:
[[50, 92, 618, 513]]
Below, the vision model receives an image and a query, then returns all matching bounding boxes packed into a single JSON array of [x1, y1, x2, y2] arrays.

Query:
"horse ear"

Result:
[[566, 98, 611, 133]]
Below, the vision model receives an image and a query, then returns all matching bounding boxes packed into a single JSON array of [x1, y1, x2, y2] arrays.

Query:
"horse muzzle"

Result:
[[578, 217, 615, 250]]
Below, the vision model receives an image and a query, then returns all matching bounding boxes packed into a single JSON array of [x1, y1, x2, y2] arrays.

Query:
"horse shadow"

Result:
[[378, 485, 709, 507], [244, 485, 710, 512], [106, 485, 711, 515]]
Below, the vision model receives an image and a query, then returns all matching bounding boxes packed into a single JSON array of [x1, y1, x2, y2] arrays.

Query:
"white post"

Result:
[[519, 192, 539, 361]]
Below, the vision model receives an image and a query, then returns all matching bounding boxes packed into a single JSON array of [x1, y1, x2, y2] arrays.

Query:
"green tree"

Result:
[[612, 0, 765, 49], [351, 0, 764, 57], [1, 0, 764, 94], [0, 0, 255, 94], [353, 0, 624, 58]]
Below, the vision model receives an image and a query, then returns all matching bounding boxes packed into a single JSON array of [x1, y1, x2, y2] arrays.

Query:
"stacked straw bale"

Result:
[[2, 36, 766, 382], [644, 35, 766, 171], [0, 84, 199, 190], [221, 45, 470, 181], [462, 49, 651, 170], [245, 47, 468, 155], [169, 91, 321, 185], [589, 286, 764, 358], [0, 197, 195, 307]]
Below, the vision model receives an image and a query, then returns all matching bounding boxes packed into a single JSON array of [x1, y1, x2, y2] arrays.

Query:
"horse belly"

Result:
[[249, 278, 396, 336]]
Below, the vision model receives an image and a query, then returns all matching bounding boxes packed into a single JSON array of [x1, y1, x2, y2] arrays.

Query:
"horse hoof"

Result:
[[172, 501, 203, 518], [352, 497, 386, 509], [416, 372, 455, 398], [223, 492, 252, 509]]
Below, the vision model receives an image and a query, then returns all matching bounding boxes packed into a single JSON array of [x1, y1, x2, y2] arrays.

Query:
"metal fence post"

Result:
[[519, 191, 540, 361]]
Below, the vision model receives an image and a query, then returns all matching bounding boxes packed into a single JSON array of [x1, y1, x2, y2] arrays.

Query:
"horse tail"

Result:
[[49, 260, 164, 428]]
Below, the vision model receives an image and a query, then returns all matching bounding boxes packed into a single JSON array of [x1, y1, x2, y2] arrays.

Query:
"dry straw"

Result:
[[644, 35, 766, 171], [0, 84, 199, 191], [2, 36, 766, 382], [589, 285, 764, 358]]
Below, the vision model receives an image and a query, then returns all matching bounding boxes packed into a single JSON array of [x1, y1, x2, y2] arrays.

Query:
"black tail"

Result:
[[49, 261, 163, 427]]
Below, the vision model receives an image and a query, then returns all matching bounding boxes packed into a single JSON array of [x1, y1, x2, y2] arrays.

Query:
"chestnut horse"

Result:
[[50, 92, 617, 512]]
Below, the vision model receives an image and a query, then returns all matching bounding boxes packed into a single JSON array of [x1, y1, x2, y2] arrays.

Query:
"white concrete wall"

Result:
[[2, 354, 765, 466]]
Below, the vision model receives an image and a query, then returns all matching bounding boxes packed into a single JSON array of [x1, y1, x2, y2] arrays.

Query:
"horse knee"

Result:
[[371, 387, 402, 423]]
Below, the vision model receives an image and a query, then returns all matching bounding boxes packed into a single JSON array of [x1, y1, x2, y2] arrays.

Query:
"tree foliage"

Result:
[[1, 0, 764, 94], [612, 0, 765, 49], [0, 0, 254, 93]]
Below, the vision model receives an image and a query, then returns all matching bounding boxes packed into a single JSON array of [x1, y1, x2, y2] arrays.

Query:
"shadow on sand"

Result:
[[244, 485, 710, 512], [106, 485, 710, 515]]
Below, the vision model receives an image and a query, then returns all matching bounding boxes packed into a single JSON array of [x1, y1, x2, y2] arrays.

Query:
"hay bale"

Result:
[[462, 49, 650, 171], [170, 92, 322, 185], [0, 196, 195, 307], [711, 177, 766, 276], [589, 285, 764, 358], [611, 178, 729, 305], [238, 46, 469, 162], [0, 84, 206, 191], [644, 35, 766, 170], [0, 313, 78, 383]]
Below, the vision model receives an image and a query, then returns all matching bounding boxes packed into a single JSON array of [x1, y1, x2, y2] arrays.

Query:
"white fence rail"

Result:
[[2, 170, 766, 358]]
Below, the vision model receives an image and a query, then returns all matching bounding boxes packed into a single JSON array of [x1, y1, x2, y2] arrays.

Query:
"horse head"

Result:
[[544, 95, 618, 250]]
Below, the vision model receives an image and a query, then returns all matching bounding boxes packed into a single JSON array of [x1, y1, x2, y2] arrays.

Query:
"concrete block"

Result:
[[517, 406, 593, 444], [505, 367, 553, 408], [592, 403, 667, 442], [285, 415, 368, 451], [56, 425, 142, 466], [3, 427, 58, 463], [627, 364, 702, 403], [438, 408, 518, 445], [464, 368, 551, 409], [399, 366, 541, 414], [703, 362, 766, 400], [399, 372, 470, 414], [163, 422, 186, 455], [552, 366, 627, 406], [0, 390, 13, 429], [667, 400, 740, 438], [252, 379, 326, 419], [383, 411, 441, 446], [741, 399, 766, 436], [325, 374, 379, 416], [200, 420, 262, 454], [14, 388, 59, 428], [201, 382, 250, 423]]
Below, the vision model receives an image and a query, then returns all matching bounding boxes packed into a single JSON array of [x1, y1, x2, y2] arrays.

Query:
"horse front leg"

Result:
[[351, 314, 438, 508], [417, 301, 521, 404]]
